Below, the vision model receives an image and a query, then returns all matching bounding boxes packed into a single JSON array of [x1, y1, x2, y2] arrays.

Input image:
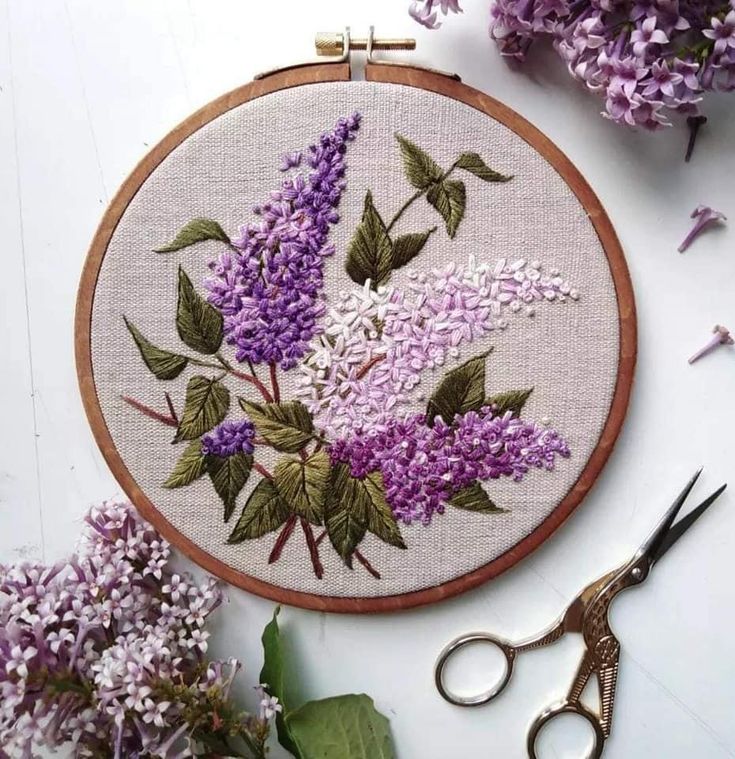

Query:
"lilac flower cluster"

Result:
[[330, 406, 570, 525], [0, 501, 274, 758], [201, 419, 256, 457], [205, 114, 361, 369], [298, 256, 577, 437], [410, 0, 463, 28], [488, 1, 735, 128]]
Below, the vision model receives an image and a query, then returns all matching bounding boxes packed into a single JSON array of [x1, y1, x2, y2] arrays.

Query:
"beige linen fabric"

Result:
[[90, 81, 619, 598]]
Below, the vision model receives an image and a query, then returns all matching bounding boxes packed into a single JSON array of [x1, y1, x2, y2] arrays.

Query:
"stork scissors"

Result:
[[434, 470, 727, 758]]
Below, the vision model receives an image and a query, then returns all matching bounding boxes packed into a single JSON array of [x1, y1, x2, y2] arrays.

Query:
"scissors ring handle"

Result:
[[434, 633, 516, 707], [527, 700, 605, 759]]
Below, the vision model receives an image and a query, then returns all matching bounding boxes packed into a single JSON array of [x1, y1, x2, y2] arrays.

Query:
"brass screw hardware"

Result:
[[315, 32, 416, 57]]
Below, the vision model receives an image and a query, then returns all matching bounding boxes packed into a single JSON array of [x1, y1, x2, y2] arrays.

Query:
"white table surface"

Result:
[[1, 1, 734, 757]]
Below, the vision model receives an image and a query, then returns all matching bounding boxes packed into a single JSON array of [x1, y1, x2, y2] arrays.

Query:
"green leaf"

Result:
[[345, 191, 394, 288], [324, 463, 368, 566], [239, 399, 314, 453], [273, 450, 330, 525], [174, 376, 230, 442], [455, 152, 513, 182], [391, 228, 436, 270], [486, 387, 533, 418], [162, 440, 207, 488], [286, 694, 396, 759], [427, 179, 466, 239], [205, 452, 253, 522], [123, 317, 188, 380], [426, 351, 491, 426], [192, 732, 249, 758], [260, 608, 301, 758], [155, 217, 230, 252], [448, 482, 506, 513], [175, 267, 223, 355], [364, 472, 406, 550], [395, 133, 443, 190], [228, 478, 290, 542]]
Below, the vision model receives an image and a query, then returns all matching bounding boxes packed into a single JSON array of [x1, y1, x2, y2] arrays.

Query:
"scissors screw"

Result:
[[631, 567, 643, 581]]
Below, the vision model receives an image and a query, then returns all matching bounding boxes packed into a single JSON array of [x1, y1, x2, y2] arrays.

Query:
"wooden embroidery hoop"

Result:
[[75, 57, 637, 614]]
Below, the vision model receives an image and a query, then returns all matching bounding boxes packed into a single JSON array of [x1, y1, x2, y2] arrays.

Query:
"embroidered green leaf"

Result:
[[286, 694, 396, 759], [124, 317, 188, 380], [324, 462, 368, 566], [427, 179, 466, 239], [448, 482, 506, 513], [486, 388, 533, 418], [273, 451, 330, 525], [260, 608, 301, 758], [176, 267, 223, 355], [364, 472, 406, 550], [391, 228, 436, 270], [239, 399, 315, 453], [162, 440, 207, 488], [395, 134, 443, 190], [155, 217, 230, 253], [455, 152, 513, 183], [228, 478, 290, 542], [426, 351, 491, 426], [345, 191, 393, 288], [174, 376, 230, 442], [205, 452, 253, 522]]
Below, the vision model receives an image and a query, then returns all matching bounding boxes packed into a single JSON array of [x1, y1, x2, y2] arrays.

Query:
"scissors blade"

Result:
[[650, 482, 727, 564]]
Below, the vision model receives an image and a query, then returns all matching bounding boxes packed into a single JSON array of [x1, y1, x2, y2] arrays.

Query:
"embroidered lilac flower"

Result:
[[279, 150, 302, 171], [298, 256, 578, 437], [201, 418, 256, 457], [689, 324, 734, 364], [678, 205, 727, 252], [330, 407, 570, 525], [205, 113, 361, 369]]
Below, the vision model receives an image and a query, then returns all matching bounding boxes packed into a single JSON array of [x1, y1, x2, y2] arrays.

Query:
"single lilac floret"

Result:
[[678, 205, 727, 252], [201, 419, 256, 457]]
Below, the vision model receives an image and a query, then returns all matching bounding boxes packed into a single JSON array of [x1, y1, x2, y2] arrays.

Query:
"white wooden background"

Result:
[[1, 2, 734, 757]]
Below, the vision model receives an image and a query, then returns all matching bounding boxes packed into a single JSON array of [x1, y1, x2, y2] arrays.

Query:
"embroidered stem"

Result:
[[253, 462, 274, 481], [384, 163, 458, 234], [300, 518, 324, 579], [213, 352, 274, 403], [269, 363, 281, 403], [121, 396, 178, 427], [268, 514, 298, 564], [315, 529, 327, 547], [164, 393, 179, 424], [355, 354, 385, 380], [354, 549, 381, 579]]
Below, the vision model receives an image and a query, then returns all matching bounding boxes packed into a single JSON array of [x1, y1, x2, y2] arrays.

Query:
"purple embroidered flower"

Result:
[[330, 407, 570, 525], [205, 113, 361, 369], [201, 419, 256, 457], [279, 151, 302, 171]]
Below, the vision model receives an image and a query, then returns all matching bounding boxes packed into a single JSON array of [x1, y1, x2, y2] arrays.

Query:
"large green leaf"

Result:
[[427, 179, 466, 239], [176, 267, 223, 355], [486, 388, 533, 418], [239, 399, 314, 453], [426, 351, 491, 426], [324, 463, 368, 566], [286, 694, 396, 759], [155, 217, 230, 252], [162, 440, 207, 488], [228, 478, 290, 542], [448, 482, 506, 513], [364, 472, 406, 550], [390, 228, 435, 270], [124, 317, 188, 380], [345, 191, 393, 288], [174, 376, 230, 442], [455, 152, 513, 183], [273, 450, 330, 525], [395, 134, 443, 190], [205, 452, 253, 522]]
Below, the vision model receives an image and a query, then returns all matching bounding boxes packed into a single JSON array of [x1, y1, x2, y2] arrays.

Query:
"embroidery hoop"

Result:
[[75, 41, 636, 613]]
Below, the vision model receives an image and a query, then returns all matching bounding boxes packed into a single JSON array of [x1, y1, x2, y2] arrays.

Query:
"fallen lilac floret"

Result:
[[688, 324, 733, 364], [678, 205, 727, 253]]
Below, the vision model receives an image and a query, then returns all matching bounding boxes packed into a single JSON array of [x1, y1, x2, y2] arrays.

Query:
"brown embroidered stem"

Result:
[[354, 549, 381, 579], [214, 353, 274, 403], [121, 396, 178, 427], [355, 354, 385, 380], [269, 363, 281, 403], [253, 462, 275, 481], [268, 515, 297, 564], [164, 393, 179, 424], [300, 518, 324, 579], [315, 529, 327, 547]]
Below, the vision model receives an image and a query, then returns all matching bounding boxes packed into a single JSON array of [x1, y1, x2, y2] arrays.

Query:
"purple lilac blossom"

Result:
[[205, 113, 361, 370], [0, 501, 274, 758], [201, 419, 256, 457], [409, 0, 463, 29], [330, 407, 570, 525], [298, 256, 577, 437]]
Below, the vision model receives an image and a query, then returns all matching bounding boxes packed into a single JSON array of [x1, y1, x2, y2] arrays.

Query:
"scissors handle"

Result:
[[434, 632, 517, 706], [527, 700, 605, 759]]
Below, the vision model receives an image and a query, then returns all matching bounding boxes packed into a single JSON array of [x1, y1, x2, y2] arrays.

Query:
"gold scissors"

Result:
[[434, 470, 727, 758]]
